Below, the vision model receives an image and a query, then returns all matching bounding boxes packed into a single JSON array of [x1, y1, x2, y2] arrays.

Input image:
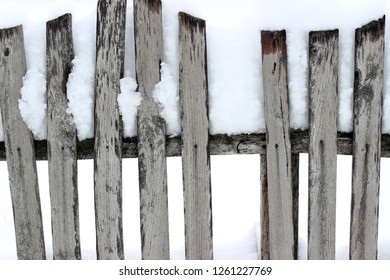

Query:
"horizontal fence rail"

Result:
[[2, 130, 390, 161], [0, 0, 387, 261]]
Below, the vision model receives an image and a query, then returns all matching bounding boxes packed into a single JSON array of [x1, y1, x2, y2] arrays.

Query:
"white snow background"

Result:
[[0, 0, 390, 259]]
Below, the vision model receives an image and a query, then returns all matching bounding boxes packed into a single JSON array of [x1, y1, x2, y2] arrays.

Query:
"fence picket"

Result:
[[179, 12, 213, 260], [260, 154, 270, 260], [350, 17, 385, 260], [308, 30, 338, 260], [291, 154, 299, 259], [134, 0, 170, 260], [1, 8, 389, 262], [93, 0, 126, 260], [46, 14, 80, 260], [261, 153, 299, 260], [0, 25, 45, 259], [261, 30, 294, 260]]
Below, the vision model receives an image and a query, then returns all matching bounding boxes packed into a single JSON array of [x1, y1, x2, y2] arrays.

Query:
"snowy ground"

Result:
[[1, 155, 390, 260], [1, 0, 390, 259]]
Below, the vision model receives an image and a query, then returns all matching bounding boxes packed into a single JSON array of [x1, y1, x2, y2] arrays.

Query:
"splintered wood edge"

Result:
[[178, 12, 206, 29], [46, 13, 72, 31], [355, 16, 385, 46]]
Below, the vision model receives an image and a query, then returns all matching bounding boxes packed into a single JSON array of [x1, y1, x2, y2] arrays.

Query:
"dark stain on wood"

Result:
[[145, 0, 161, 13], [260, 153, 270, 260], [309, 29, 339, 44], [355, 16, 385, 46], [4, 47, 10, 56], [291, 153, 300, 260], [178, 12, 206, 30], [261, 30, 287, 57]]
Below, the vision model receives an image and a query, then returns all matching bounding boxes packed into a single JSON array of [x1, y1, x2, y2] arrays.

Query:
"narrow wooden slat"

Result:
[[260, 154, 270, 260], [0, 25, 45, 259], [179, 12, 213, 260], [350, 17, 385, 260], [46, 14, 80, 260], [134, 0, 169, 260], [291, 153, 299, 260], [94, 0, 126, 260], [261, 30, 294, 260], [308, 30, 338, 260]]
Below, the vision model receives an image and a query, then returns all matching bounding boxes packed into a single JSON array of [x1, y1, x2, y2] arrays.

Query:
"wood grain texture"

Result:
[[261, 30, 294, 260], [350, 17, 385, 260], [134, 0, 169, 260], [46, 14, 80, 260], [260, 154, 270, 260], [308, 30, 338, 260], [291, 153, 299, 260], [94, 0, 126, 260], [6, 131, 390, 160], [261, 153, 299, 260], [0, 25, 45, 259], [179, 12, 213, 260]]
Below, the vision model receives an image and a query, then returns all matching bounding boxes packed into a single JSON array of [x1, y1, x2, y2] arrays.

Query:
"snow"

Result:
[[118, 76, 141, 137], [1, 0, 390, 260], [153, 63, 181, 136], [19, 69, 47, 139], [0, 0, 388, 140], [66, 7, 97, 140]]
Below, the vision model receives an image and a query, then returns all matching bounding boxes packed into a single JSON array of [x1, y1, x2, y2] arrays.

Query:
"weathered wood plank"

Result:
[[179, 12, 213, 260], [260, 154, 270, 260], [134, 0, 169, 260], [5, 130, 390, 160], [291, 153, 299, 260], [94, 0, 126, 260], [261, 30, 294, 260], [308, 30, 338, 260], [0, 25, 45, 259], [46, 14, 80, 260], [261, 153, 299, 260], [350, 17, 385, 260]]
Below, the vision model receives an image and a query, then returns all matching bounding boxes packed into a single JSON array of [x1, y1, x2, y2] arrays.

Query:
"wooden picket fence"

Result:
[[0, 0, 387, 260]]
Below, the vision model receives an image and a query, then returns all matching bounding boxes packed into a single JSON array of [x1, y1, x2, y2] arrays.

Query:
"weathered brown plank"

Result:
[[46, 14, 80, 260], [291, 153, 299, 260], [179, 12, 213, 260], [2, 130, 390, 159], [94, 0, 126, 260], [134, 0, 169, 260], [5, 130, 390, 161], [261, 30, 294, 260], [350, 17, 385, 260], [0, 25, 45, 259], [308, 30, 338, 260], [260, 154, 270, 260]]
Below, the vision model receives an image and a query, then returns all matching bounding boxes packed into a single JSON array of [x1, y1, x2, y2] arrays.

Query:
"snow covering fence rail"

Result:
[[0, 0, 386, 261]]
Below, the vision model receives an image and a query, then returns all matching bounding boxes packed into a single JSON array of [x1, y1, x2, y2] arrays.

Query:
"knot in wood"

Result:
[[4, 47, 10, 57]]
